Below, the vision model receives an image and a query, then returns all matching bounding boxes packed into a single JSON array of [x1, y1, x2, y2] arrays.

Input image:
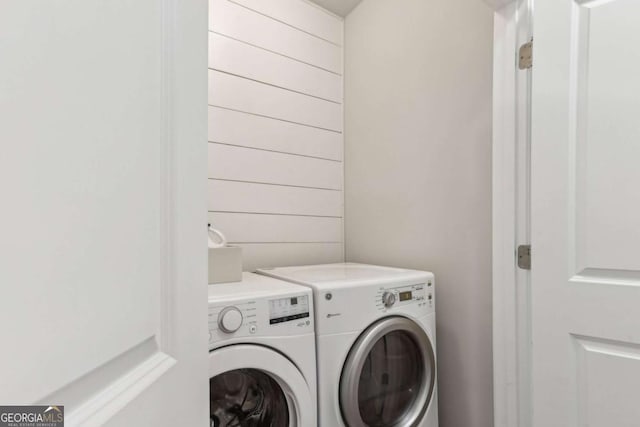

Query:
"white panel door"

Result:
[[531, 0, 640, 426], [0, 1, 208, 426]]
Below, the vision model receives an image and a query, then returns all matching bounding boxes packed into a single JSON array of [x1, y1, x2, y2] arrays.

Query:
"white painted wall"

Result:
[[343, 1, 494, 427], [208, 0, 344, 271]]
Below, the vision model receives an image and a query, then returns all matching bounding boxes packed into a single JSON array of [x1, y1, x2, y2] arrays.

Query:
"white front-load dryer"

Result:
[[258, 263, 438, 427], [208, 273, 317, 427]]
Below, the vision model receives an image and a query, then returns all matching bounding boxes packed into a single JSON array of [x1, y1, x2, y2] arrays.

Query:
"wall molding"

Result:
[[208, 0, 344, 270]]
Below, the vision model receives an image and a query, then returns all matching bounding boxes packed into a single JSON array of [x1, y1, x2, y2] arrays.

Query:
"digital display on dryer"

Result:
[[399, 291, 413, 301]]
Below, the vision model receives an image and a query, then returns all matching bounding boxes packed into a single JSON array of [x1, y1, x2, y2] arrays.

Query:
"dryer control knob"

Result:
[[382, 291, 396, 308], [218, 307, 243, 333]]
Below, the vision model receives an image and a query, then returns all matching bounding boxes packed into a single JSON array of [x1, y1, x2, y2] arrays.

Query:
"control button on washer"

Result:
[[249, 325, 257, 334], [218, 306, 243, 334]]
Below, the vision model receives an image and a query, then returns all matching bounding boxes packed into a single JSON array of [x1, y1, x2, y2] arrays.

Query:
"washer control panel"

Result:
[[209, 292, 313, 348], [269, 295, 310, 325]]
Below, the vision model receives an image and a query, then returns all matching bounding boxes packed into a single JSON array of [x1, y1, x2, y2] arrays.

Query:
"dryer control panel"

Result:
[[375, 282, 433, 312]]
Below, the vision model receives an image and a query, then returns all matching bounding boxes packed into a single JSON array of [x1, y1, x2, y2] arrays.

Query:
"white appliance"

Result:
[[208, 273, 317, 427], [258, 263, 438, 427]]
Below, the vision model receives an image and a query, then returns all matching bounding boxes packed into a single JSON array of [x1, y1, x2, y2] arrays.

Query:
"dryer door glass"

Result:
[[358, 330, 423, 425], [210, 369, 289, 427], [340, 316, 436, 427]]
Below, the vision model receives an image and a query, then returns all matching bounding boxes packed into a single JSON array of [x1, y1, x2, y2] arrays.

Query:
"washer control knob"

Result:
[[218, 307, 243, 333], [382, 291, 396, 308]]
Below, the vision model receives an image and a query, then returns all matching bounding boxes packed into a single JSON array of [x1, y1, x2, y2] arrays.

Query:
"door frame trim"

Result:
[[490, 1, 533, 427]]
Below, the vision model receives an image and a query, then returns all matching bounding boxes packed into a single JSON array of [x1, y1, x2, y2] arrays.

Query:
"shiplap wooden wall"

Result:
[[208, 0, 344, 271]]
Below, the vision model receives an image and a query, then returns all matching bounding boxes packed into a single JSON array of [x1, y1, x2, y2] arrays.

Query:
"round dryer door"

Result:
[[209, 344, 314, 427], [340, 316, 436, 427]]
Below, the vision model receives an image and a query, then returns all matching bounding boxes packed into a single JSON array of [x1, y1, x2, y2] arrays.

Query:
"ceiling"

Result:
[[310, 0, 363, 17]]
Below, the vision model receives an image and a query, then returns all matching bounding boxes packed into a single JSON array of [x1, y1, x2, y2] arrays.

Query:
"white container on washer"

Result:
[[208, 225, 242, 284]]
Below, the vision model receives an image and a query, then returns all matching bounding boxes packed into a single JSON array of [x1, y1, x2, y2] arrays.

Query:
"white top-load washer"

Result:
[[258, 263, 438, 427], [208, 273, 317, 427]]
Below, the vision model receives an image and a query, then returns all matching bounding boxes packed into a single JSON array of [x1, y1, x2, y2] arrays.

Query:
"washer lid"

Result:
[[209, 344, 315, 427], [258, 263, 432, 290]]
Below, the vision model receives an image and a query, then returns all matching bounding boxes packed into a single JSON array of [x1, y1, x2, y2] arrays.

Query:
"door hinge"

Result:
[[518, 40, 533, 70], [517, 245, 531, 270]]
